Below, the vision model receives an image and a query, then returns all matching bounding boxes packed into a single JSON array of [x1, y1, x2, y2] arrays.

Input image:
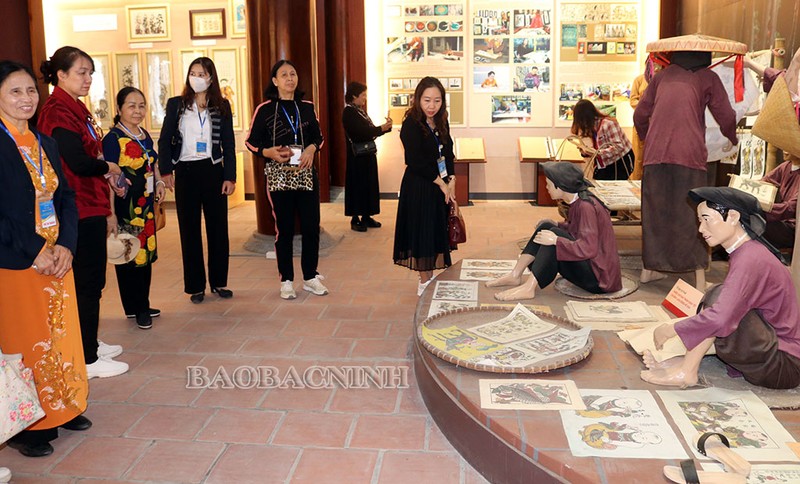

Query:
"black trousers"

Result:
[[594, 149, 634, 181], [268, 187, 320, 282], [115, 263, 152, 316], [174, 159, 229, 294], [73, 216, 106, 364], [522, 222, 601, 293]]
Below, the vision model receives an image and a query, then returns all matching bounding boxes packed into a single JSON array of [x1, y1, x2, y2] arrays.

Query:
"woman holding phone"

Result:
[[158, 57, 236, 304], [245, 60, 326, 300]]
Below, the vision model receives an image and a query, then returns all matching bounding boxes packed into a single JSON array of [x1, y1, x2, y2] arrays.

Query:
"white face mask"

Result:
[[189, 76, 209, 93]]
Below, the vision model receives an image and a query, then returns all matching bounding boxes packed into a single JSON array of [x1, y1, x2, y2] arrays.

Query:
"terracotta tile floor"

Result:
[[3, 199, 557, 483]]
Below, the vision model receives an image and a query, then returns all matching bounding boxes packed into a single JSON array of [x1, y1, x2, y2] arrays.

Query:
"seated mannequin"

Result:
[[641, 187, 800, 390], [761, 151, 800, 250], [486, 162, 622, 301]]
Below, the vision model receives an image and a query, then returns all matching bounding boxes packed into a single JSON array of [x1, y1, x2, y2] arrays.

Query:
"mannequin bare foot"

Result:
[[642, 350, 684, 370], [640, 269, 668, 284], [640, 366, 699, 388], [494, 284, 537, 301], [485, 272, 522, 288]]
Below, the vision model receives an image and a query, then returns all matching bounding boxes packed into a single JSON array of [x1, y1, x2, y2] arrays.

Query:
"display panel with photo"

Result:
[[473, 66, 509, 91], [126, 5, 170, 42], [427, 36, 464, 60], [86, 53, 113, 129], [144, 51, 172, 130], [230, 0, 246, 38], [113, 52, 142, 91], [473, 38, 509, 64], [513, 9, 551, 35], [472, 10, 510, 36], [211, 48, 242, 130], [513, 65, 550, 92], [491, 95, 531, 124], [513, 38, 550, 64], [386, 37, 424, 63], [190, 9, 226, 39]]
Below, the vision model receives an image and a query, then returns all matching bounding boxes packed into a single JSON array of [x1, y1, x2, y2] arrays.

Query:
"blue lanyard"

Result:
[[427, 124, 443, 158], [117, 123, 151, 163], [197, 107, 208, 132], [85, 117, 101, 141], [280, 103, 301, 144], [0, 122, 46, 190]]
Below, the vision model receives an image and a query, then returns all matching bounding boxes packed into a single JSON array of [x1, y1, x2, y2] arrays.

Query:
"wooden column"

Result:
[[246, 0, 333, 235]]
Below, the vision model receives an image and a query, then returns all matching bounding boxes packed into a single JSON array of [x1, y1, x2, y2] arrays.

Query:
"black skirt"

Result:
[[344, 150, 380, 216], [393, 170, 451, 272]]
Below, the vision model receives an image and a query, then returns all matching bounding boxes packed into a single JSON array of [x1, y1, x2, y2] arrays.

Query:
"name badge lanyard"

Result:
[[117, 123, 151, 164], [0, 123, 46, 190], [281, 103, 302, 144], [428, 124, 443, 159], [428, 124, 447, 178], [85, 116, 103, 142]]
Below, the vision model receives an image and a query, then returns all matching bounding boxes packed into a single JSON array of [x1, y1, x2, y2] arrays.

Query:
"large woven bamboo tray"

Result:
[[417, 306, 593, 374]]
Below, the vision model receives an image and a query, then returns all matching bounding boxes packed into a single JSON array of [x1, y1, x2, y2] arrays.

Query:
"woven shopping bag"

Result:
[[0, 351, 45, 443]]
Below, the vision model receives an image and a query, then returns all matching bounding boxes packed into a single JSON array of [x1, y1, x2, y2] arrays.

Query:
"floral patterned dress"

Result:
[[102, 126, 159, 266]]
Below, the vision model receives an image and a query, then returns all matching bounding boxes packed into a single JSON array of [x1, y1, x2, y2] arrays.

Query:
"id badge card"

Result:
[[437, 156, 448, 178], [146, 173, 154, 194], [196, 137, 208, 154], [39, 199, 57, 228], [288, 145, 303, 166]]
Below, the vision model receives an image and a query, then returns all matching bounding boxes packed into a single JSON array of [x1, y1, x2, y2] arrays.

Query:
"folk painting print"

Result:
[[211, 48, 242, 129], [566, 300, 655, 323], [421, 325, 502, 360], [432, 281, 479, 301], [85, 53, 113, 130], [479, 379, 584, 410], [230, 0, 246, 38], [113, 52, 142, 91], [561, 389, 687, 459], [510, 327, 591, 361], [126, 5, 170, 42], [469, 304, 555, 343], [460, 268, 512, 281], [462, 259, 517, 270], [468, 345, 543, 368], [658, 388, 799, 462], [144, 51, 172, 130], [427, 300, 477, 318]]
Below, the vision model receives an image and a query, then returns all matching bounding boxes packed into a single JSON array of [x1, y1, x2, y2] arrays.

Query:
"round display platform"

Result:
[[554, 274, 639, 300], [417, 306, 593, 374]]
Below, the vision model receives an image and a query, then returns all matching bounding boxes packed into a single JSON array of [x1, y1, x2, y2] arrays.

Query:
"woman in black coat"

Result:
[[342, 82, 392, 231]]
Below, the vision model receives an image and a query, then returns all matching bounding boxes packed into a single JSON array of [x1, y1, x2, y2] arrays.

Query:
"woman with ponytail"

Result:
[[102, 87, 163, 329]]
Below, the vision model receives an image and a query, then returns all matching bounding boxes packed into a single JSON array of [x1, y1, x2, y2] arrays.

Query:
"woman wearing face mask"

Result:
[[158, 57, 236, 304], [393, 76, 456, 296], [38, 46, 129, 380], [103, 87, 164, 329]]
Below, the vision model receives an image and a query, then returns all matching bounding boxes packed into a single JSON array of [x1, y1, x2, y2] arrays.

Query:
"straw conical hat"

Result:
[[752, 76, 800, 157], [646, 34, 747, 55]]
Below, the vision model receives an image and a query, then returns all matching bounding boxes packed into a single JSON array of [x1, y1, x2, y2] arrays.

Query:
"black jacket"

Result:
[[0, 122, 78, 269], [157, 96, 237, 182]]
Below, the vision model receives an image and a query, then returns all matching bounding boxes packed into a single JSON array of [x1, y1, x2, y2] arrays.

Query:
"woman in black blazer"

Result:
[[158, 57, 236, 304]]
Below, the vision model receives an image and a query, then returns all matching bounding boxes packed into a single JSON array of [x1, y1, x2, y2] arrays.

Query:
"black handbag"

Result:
[[350, 139, 377, 156]]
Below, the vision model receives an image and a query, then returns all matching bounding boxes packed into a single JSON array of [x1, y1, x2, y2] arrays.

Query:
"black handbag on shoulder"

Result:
[[350, 139, 377, 156]]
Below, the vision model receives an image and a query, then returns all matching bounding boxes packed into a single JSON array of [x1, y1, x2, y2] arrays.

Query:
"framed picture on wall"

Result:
[[211, 48, 243, 130], [126, 5, 170, 42], [86, 53, 113, 130], [230, 0, 246, 38], [113, 52, 142, 92], [144, 50, 173, 130], [178, 48, 208, 84], [190, 8, 226, 40]]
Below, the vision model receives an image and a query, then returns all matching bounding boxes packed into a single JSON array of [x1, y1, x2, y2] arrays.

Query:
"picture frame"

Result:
[[126, 5, 170, 42], [178, 48, 208, 84], [211, 47, 243, 130], [86, 53, 114, 130], [113, 52, 142, 92], [230, 0, 246, 38], [190, 8, 226, 40], [143, 50, 173, 130]]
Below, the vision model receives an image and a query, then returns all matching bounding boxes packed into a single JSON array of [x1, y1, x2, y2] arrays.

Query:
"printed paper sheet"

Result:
[[421, 325, 501, 360], [560, 389, 688, 459], [432, 280, 479, 301], [479, 378, 585, 410], [700, 464, 800, 483], [658, 388, 799, 462], [469, 304, 556, 343], [427, 300, 478, 318], [566, 300, 657, 323], [509, 327, 591, 361], [565, 304, 670, 331]]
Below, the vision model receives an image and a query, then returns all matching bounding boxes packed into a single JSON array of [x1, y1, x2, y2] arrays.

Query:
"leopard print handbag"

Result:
[[266, 102, 314, 191]]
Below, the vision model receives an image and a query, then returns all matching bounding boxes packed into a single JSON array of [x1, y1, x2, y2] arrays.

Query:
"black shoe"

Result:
[[136, 312, 153, 330], [190, 292, 205, 304], [60, 414, 93, 431], [363, 217, 382, 228], [9, 441, 54, 457], [351, 220, 367, 232], [211, 287, 233, 298], [126, 308, 161, 319]]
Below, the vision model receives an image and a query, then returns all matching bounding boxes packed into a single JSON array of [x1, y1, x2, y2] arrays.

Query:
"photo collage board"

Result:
[[382, 1, 642, 128], [555, 2, 639, 127]]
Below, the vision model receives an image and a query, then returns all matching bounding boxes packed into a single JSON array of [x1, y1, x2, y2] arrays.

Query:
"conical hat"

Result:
[[646, 34, 747, 55], [752, 76, 800, 157]]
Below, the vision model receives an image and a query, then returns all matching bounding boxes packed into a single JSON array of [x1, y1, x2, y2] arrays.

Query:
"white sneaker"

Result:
[[303, 275, 329, 296], [86, 357, 129, 379], [0, 467, 11, 483], [97, 340, 123, 359], [280, 280, 296, 300], [417, 279, 433, 296]]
